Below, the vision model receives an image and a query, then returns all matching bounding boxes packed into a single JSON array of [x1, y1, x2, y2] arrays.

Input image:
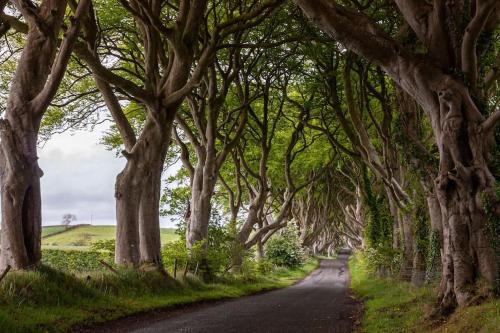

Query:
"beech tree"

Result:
[[76, 0, 211, 267], [74, 0, 285, 267], [176, 3, 304, 253], [0, 0, 89, 270], [315, 51, 417, 278], [226, 80, 332, 266], [173, 44, 251, 252], [0, 1, 497, 320], [296, 0, 500, 311]]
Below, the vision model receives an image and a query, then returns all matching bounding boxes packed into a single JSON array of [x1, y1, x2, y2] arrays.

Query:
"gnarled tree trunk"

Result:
[[138, 156, 166, 265], [115, 118, 170, 266], [433, 89, 497, 310], [186, 160, 218, 249], [77, 0, 209, 268], [296, 0, 499, 312], [0, 120, 42, 270], [0, 0, 88, 270]]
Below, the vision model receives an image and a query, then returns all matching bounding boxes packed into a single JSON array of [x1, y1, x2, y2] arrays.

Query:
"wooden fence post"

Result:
[[194, 261, 199, 276], [173, 258, 178, 278], [0, 265, 11, 282], [183, 261, 189, 278], [99, 260, 119, 275]]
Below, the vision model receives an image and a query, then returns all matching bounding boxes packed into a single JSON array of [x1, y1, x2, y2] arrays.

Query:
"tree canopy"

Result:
[[0, 0, 499, 316]]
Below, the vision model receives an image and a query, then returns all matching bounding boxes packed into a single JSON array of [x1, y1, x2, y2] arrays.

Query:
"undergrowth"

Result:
[[349, 253, 500, 333]]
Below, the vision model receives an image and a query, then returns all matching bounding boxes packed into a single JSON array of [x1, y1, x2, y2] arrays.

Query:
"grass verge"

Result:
[[349, 254, 500, 333], [0, 258, 317, 333]]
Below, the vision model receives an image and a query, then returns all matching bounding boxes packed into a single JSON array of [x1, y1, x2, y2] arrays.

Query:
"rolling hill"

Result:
[[42, 225, 178, 250], [41, 225, 69, 238]]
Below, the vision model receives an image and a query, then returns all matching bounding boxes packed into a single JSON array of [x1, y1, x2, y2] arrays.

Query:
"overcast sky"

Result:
[[38, 125, 176, 227]]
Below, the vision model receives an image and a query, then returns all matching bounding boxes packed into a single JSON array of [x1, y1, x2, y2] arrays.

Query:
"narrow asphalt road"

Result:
[[123, 254, 359, 333]]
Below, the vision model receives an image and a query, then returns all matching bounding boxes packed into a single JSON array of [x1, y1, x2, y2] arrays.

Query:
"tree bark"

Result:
[[433, 96, 497, 310], [180, 66, 249, 251], [256, 238, 265, 260], [77, 0, 210, 267], [400, 211, 414, 281]]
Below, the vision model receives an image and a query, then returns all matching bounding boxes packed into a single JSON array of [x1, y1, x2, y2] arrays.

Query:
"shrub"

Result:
[[363, 244, 402, 276], [42, 249, 106, 272], [265, 228, 304, 269], [90, 239, 115, 253], [161, 240, 190, 271], [90, 239, 115, 262], [256, 258, 274, 274], [162, 211, 233, 276]]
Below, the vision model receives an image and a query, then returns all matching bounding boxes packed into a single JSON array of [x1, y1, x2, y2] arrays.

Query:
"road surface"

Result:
[[115, 254, 359, 333]]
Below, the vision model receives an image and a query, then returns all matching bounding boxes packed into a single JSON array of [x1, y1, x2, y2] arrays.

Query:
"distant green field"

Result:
[[42, 225, 178, 250], [41, 226, 68, 237]]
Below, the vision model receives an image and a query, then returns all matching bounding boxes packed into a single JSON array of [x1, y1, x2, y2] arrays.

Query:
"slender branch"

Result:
[[483, 109, 500, 134], [33, 0, 91, 115], [0, 13, 28, 33], [175, 113, 203, 154], [216, 108, 248, 168], [173, 125, 195, 179], [74, 43, 152, 104], [461, 0, 498, 92]]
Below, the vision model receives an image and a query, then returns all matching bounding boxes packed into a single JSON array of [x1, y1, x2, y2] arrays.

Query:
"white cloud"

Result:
[[36, 125, 176, 227], [38, 126, 124, 225]]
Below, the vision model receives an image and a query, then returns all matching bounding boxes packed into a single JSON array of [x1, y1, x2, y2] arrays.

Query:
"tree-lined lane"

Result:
[[129, 255, 358, 333]]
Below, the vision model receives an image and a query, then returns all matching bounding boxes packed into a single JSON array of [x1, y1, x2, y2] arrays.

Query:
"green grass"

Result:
[[0, 259, 318, 333], [41, 225, 178, 249], [41, 226, 68, 238], [349, 254, 500, 333], [431, 299, 500, 333]]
